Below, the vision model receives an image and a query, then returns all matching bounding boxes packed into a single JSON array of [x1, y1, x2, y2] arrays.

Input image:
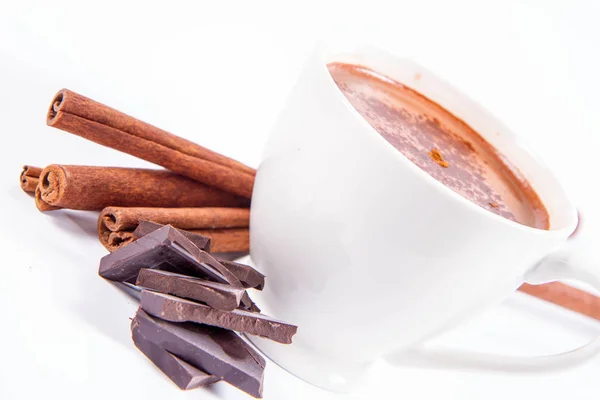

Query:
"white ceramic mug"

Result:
[[247, 43, 600, 392]]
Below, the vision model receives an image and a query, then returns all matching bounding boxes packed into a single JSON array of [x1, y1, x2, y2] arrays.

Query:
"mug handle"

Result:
[[386, 238, 600, 372]]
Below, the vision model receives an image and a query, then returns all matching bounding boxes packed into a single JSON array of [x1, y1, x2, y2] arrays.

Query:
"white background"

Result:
[[1, 0, 600, 398]]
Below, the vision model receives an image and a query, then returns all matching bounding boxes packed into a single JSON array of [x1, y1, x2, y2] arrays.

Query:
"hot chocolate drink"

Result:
[[328, 62, 549, 230]]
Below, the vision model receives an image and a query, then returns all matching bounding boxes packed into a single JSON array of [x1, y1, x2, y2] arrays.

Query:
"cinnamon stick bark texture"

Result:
[[105, 231, 136, 250], [101, 228, 249, 253], [98, 207, 249, 252], [519, 282, 600, 321], [35, 186, 61, 211], [38, 165, 249, 211], [20, 165, 42, 193], [185, 229, 249, 253], [47, 89, 255, 198], [515, 214, 600, 319], [100, 207, 250, 232]]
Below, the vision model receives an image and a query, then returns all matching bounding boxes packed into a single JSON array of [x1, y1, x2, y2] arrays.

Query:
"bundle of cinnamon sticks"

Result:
[[21, 88, 600, 322], [22, 89, 255, 253]]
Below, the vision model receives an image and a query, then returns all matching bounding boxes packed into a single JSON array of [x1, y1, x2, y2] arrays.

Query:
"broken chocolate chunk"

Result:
[[240, 291, 261, 313], [218, 259, 265, 290], [132, 326, 219, 390], [99, 225, 240, 286], [141, 290, 298, 344], [133, 220, 211, 252], [133, 309, 265, 398], [136, 268, 244, 311], [134, 223, 263, 289]]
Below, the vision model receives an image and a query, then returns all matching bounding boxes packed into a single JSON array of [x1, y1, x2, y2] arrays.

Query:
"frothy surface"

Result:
[[328, 62, 549, 230]]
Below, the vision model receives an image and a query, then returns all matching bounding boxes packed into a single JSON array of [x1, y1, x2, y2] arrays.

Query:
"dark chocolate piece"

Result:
[[141, 291, 298, 344], [132, 326, 219, 390], [133, 309, 265, 398], [99, 225, 241, 286], [218, 260, 265, 290], [136, 268, 244, 311], [117, 281, 142, 301], [134, 220, 211, 252], [240, 291, 261, 313], [134, 222, 263, 289]]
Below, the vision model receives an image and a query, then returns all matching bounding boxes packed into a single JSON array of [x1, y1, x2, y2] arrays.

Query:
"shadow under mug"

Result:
[[247, 43, 599, 392]]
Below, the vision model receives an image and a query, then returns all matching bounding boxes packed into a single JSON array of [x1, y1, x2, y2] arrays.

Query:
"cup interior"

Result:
[[318, 43, 577, 234]]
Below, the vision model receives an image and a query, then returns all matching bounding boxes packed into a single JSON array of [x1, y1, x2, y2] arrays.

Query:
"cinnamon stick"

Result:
[[99, 207, 250, 232], [98, 207, 249, 252], [515, 215, 600, 320], [519, 282, 600, 321], [35, 186, 60, 211], [106, 231, 136, 250], [20, 165, 42, 193], [47, 89, 255, 198], [190, 228, 249, 253], [37, 165, 249, 211], [101, 228, 249, 253]]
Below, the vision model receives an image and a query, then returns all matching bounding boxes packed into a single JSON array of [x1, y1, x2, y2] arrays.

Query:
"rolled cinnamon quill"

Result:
[[516, 215, 600, 320], [20, 165, 42, 193], [105, 231, 137, 250], [100, 207, 250, 232], [37, 165, 249, 211], [98, 207, 250, 252], [35, 185, 61, 211], [190, 228, 249, 253], [102, 228, 249, 253], [47, 89, 255, 198], [519, 282, 600, 321]]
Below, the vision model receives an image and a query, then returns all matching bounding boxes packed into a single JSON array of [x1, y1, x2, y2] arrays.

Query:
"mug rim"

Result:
[[316, 42, 578, 237]]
